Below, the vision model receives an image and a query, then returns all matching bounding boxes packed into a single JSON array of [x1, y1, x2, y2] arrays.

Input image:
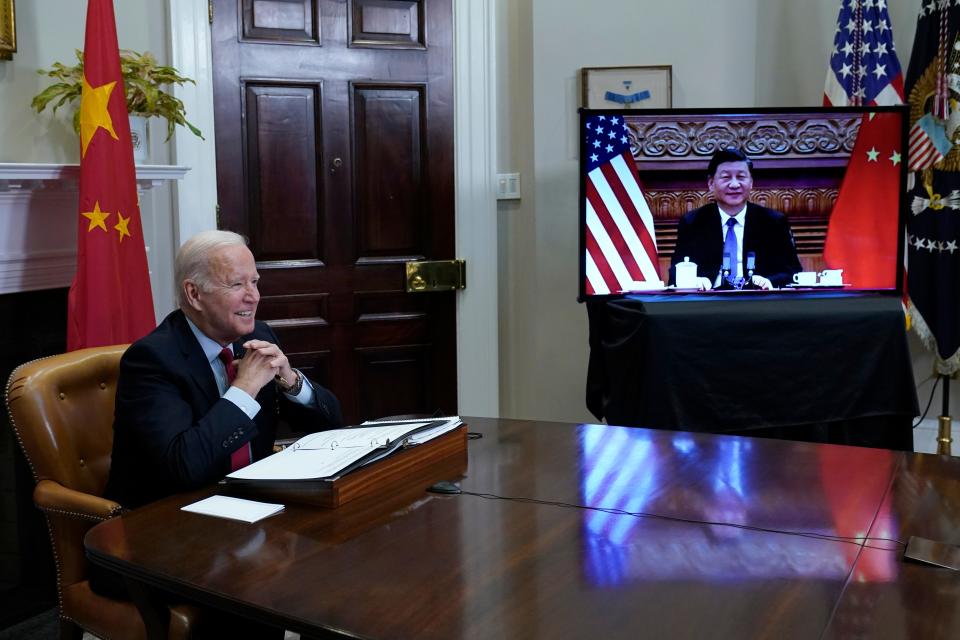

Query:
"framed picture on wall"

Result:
[[580, 65, 672, 109], [0, 0, 16, 61]]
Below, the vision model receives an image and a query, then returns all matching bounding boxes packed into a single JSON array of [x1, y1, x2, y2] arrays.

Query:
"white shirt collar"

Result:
[[184, 314, 230, 365], [719, 204, 747, 226]]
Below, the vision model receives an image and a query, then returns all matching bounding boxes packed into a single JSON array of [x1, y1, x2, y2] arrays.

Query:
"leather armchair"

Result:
[[5, 345, 196, 640]]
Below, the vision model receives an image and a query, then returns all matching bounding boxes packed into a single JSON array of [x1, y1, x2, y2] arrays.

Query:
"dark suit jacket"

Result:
[[104, 310, 342, 508], [668, 202, 802, 288]]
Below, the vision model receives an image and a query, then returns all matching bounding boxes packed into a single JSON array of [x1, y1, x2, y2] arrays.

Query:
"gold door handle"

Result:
[[405, 260, 466, 293]]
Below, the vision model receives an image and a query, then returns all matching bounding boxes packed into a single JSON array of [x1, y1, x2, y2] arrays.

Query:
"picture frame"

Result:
[[0, 0, 15, 61], [580, 65, 672, 110]]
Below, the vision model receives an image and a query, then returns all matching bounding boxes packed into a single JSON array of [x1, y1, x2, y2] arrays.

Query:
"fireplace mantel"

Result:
[[0, 163, 190, 295], [0, 163, 189, 191]]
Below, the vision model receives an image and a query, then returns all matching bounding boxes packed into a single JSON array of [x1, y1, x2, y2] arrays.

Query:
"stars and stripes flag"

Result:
[[904, 1, 960, 375], [822, 1, 905, 292], [583, 114, 659, 295], [67, 0, 155, 350], [823, 0, 904, 107]]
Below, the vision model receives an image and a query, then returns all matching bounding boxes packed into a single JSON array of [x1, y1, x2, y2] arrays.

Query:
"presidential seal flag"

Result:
[[583, 114, 659, 295], [905, 1, 960, 374], [67, 0, 156, 350]]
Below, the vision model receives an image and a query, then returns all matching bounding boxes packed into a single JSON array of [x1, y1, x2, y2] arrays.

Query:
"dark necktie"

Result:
[[218, 347, 252, 471], [723, 217, 739, 278]]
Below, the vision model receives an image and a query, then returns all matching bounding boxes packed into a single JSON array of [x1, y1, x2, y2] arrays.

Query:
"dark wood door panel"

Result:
[[244, 82, 323, 261], [356, 344, 433, 419], [256, 292, 329, 321], [353, 83, 426, 258], [214, 0, 455, 425], [355, 290, 427, 319], [350, 0, 425, 49], [241, 0, 320, 43]]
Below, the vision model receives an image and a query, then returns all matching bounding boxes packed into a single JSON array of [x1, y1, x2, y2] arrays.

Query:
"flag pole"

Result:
[[937, 375, 953, 455]]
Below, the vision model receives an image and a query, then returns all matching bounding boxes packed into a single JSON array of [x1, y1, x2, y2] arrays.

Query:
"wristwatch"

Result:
[[276, 369, 304, 395]]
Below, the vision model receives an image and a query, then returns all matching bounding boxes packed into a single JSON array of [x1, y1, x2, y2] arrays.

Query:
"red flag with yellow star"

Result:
[[822, 112, 903, 289], [67, 0, 155, 350]]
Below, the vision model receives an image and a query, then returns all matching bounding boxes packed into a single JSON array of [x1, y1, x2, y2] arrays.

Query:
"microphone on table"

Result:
[[717, 253, 736, 290], [743, 252, 759, 289]]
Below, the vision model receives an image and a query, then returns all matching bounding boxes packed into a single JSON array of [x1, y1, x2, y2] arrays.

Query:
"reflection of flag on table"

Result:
[[823, 0, 903, 107], [67, 0, 156, 350], [823, 113, 902, 289], [583, 115, 659, 295], [905, 3, 960, 374]]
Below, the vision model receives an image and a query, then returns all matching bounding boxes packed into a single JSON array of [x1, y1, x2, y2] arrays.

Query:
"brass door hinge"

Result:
[[208, 0, 214, 25], [405, 260, 466, 293]]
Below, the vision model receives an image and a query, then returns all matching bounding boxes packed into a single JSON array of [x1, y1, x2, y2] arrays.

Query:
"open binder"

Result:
[[222, 417, 467, 507]]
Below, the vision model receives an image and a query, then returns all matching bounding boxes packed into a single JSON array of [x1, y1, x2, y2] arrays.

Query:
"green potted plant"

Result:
[[31, 49, 203, 155]]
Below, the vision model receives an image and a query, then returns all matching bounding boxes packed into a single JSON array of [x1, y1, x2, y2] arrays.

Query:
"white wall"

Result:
[[0, 0, 179, 318], [496, 0, 955, 424]]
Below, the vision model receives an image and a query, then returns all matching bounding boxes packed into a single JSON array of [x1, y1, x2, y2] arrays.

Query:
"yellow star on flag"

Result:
[[81, 201, 111, 232], [889, 150, 901, 166], [866, 147, 879, 162], [114, 212, 132, 243], [79, 75, 118, 157]]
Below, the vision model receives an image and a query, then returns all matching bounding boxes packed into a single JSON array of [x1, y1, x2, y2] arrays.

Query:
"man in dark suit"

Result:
[[668, 148, 802, 290], [105, 230, 341, 509]]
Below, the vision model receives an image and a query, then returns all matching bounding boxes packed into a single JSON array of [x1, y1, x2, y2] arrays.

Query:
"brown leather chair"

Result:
[[5, 345, 196, 640]]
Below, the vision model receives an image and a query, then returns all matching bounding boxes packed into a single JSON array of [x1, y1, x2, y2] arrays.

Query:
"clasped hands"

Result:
[[230, 339, 296, 397]]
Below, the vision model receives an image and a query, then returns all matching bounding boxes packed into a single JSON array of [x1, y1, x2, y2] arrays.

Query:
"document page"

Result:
[[181, 495, 284, 523], [292, 423, 432, 450]]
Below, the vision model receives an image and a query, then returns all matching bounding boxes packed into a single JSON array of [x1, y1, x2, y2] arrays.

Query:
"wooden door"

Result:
[[211, 0, 456, 425]]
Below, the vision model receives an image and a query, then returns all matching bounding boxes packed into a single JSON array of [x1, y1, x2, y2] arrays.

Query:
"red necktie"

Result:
[[219, 347, 252, 471]]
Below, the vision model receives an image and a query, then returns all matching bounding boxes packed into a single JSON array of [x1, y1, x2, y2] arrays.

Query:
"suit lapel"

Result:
[[742, 203, 758, 257], [705, 204, 724, 265], [171, 310, 220, 405]]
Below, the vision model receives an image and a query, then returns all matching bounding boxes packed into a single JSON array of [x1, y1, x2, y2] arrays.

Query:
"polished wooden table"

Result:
[[85, 417, 960, 639]]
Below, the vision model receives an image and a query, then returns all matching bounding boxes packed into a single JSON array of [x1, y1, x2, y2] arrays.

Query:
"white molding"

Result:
[[0, 163, 190, 191], [0, 164, 188, 295], [453, 0, 499, 417], [168, 0, 219, 247], [0, 250, 76, 294]]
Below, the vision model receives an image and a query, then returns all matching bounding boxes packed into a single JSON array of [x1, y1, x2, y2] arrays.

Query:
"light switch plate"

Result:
[[496, 173, 521, 200]]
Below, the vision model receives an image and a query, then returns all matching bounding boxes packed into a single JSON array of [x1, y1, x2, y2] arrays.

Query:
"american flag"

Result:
[[583, 114, 659, 295], [823, 0, 904, 106]]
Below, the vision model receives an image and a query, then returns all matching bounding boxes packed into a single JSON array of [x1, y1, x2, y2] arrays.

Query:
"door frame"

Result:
[[167, 0, 499, 417]]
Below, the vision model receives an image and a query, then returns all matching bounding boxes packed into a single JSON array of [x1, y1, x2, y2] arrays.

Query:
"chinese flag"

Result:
[[822, 113, 902, 289], [67, 0, 155, 350]]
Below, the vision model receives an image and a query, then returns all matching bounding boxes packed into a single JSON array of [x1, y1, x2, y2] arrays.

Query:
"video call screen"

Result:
[[578, 106, 908, 298]]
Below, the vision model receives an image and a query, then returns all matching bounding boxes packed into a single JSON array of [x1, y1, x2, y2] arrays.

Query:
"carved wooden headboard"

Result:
[[625, 112, 861, 273]]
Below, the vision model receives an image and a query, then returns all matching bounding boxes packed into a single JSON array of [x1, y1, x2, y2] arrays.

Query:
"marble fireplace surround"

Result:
[[0, 163, 188, 295]]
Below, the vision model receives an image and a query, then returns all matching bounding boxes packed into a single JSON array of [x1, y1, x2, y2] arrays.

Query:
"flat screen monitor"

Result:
[[578, 106, 908, 298]]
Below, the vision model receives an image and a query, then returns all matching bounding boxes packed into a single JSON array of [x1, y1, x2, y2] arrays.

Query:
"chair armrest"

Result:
[[33, 479, 123, 521]]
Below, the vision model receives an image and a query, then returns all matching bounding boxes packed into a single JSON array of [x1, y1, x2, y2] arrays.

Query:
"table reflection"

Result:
[[577, 424, 898, 586]]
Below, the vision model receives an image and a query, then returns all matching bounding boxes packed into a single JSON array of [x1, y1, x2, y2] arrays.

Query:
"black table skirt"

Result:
[[587, 293, 920, 450]]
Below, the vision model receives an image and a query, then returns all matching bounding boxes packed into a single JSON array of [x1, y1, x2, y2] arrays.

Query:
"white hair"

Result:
[[175, 230, 248, 308]]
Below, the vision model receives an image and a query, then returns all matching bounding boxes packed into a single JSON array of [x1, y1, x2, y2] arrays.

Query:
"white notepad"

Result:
[[181, 495, 284, 523]]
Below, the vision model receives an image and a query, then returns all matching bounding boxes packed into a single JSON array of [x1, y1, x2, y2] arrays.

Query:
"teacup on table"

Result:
[[792, 271, 818, 286], [819, 269, 844, 286]]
